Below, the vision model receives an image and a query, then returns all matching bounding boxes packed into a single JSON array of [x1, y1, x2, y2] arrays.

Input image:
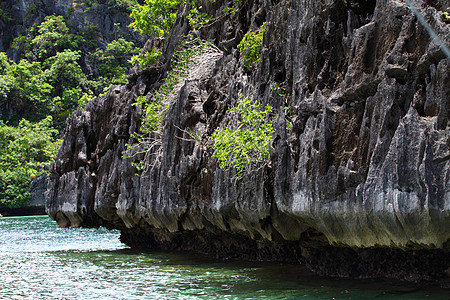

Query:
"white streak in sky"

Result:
[[404, 0, 450, 59]]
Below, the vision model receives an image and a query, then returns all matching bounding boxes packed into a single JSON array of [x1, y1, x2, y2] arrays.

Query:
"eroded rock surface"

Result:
[[46, 0, 450, 283]]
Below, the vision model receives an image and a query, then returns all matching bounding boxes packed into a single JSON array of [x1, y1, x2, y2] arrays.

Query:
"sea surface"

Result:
[[0, 215, 448, 299]]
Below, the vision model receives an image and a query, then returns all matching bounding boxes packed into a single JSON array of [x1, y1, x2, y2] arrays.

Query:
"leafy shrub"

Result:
[[0, 52, 9, 75], [102, 38, 136, 64], [237, 22, 266, 69], [130, 0, 217, 38], [443, 12, 450, 22], [187, 0, 214, 29], [87, 38, 138, 93], [53, 87, 83, 117], [95, 38, 136, 83], [133, 95, 164, 135], [130, 0, 183, 38], [11, 35, 28, 51], [212, 95, 273, 179]]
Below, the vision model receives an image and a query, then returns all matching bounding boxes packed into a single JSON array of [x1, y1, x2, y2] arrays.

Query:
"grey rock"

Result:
[[46, 0, 450, 282], [29, 174, 48, 208]]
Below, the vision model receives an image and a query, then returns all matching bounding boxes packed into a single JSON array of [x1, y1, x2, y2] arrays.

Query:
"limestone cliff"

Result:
[[46, 0, 450, 283]]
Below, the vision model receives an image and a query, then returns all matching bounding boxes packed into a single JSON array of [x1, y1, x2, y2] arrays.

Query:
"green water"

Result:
[[0, 216, 448, 299]]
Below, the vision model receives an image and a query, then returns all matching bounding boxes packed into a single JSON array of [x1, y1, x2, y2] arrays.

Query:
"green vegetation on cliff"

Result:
[[0, 0, 268, 208], [237, 22, 265, 69], [0, 3, 139, 209], [212, 96, 273, 179], [3, 14, 138, 124], [130, 0, 183, 38], [128, 1, 271, 177], [127, 38, 218, 172]]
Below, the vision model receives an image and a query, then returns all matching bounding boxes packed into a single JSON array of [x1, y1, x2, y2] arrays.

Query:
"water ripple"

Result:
[[1, 216, 448, 299]]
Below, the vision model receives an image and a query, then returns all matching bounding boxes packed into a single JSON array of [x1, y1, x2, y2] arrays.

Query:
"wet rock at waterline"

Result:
[[46, 0, 450, 284]]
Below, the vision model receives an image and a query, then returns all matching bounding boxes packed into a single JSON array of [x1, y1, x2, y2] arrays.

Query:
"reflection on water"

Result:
[[0, 216, 448, 299]]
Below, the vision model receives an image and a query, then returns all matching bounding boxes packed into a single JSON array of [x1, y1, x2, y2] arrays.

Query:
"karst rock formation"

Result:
[[45, 0, 449, 283]]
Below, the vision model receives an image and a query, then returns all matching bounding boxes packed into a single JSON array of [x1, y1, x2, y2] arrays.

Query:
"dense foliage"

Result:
[[2, 15, 138, 124], [29, 15, 78, 60], [0, 117, 59, 209], [0, 53, 52, 123], [130, 0, 184, 38], [0, 5, 139, 209], [94, 38, 137, 86]]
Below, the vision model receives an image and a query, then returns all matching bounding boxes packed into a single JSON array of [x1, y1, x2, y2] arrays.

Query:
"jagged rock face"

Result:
[[46, 0, 449, 282], [259, 0, 450, 248]]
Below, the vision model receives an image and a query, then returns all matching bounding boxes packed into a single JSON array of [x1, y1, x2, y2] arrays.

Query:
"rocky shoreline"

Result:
[[45, 0, 449, 284]]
